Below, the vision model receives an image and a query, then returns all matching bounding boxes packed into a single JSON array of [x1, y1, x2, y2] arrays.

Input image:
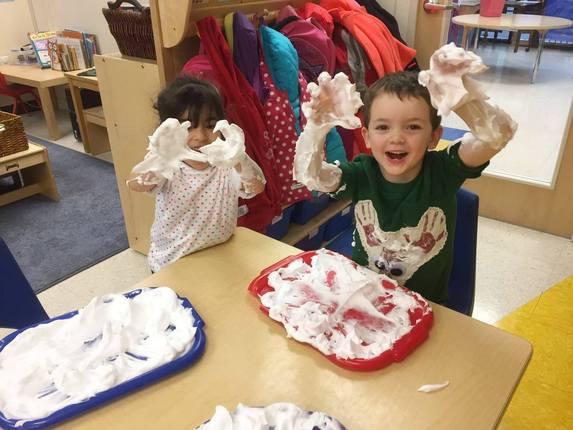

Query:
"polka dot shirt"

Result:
[[148, 162, 241, 272]]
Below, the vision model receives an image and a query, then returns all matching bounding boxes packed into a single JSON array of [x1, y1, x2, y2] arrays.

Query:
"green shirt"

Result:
[[332, 142, 488, 303]]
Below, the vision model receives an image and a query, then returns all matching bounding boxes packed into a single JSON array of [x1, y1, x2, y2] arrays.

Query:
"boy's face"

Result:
[[362, 93, 442, 183]]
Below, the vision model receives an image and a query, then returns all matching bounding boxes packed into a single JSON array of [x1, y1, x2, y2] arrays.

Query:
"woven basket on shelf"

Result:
[[102, 0, 156, 60], [0, 111, 28, 158]]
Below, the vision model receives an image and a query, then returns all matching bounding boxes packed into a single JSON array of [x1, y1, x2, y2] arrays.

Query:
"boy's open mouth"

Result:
[[386, 151, 408, 160]]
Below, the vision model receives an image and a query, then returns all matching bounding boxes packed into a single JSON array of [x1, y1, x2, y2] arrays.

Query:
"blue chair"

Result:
[[447, 188, 478, 316], [326, 188, 479, 316], [0, 237, 49, 329]]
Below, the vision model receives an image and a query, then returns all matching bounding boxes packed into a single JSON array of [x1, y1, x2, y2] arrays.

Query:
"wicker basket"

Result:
[[102, 0, 156, 60], [0, 112, 28, 158]]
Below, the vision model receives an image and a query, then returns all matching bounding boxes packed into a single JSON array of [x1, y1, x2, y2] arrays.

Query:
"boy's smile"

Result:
[[362, 93, 442, 183]]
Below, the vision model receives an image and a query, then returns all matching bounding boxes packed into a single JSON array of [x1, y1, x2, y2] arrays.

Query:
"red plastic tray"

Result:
[[248, 250, 433, 371]]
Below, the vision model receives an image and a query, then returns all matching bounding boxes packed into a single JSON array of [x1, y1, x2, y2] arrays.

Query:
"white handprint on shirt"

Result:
[[355, 200, 447, 283]]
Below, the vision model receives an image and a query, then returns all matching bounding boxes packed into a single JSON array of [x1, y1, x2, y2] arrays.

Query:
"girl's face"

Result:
[[182, 107, 220, 151], [180, 107, 221, 170], [362, 93, 442, 183]]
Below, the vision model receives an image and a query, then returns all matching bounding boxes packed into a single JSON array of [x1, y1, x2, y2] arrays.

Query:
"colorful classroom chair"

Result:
[[0, 72, 42, 115], [0, 237, 49, 329]]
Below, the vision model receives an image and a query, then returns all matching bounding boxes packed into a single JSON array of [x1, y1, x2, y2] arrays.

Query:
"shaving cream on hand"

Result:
[[419, 43, 517, 150], [132, 118, 207, 181], [302, 72, 363, 129], [294, 72, 362, 191], [199, 120, 247, 168]]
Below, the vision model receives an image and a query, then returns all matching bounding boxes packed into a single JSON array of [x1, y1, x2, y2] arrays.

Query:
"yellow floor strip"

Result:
[[496, 274, 573, 429], [436, 139, 452, 151]]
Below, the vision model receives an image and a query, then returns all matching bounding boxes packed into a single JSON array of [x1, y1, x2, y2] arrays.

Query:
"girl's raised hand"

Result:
[[199, 120, 246, 168]]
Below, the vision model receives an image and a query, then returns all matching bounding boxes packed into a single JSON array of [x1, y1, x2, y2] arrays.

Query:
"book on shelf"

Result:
[[28, 31, 57, 68], [42, 30, 100, 72]]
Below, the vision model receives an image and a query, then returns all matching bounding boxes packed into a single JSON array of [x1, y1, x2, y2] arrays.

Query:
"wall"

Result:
[[0, 0, 35, 56], [30, 0, 121, 54], [376, 0, 418, 47], [1, 0, 151, 108], [0, 0, 36, 107]]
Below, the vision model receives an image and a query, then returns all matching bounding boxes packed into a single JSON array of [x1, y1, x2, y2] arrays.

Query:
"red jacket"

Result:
[[193, 17, 282, 232], [319, 0, 416, 77]]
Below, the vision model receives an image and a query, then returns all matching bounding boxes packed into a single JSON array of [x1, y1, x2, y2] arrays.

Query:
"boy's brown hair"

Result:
[[362, 71, 441, 131]]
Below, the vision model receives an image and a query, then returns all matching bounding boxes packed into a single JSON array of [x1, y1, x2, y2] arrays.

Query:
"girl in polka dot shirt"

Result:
[[128, 76, 266, 273]]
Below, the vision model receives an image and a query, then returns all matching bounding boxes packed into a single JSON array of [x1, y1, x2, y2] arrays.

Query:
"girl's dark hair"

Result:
[[362, 71, 441, 131], [154, 76, 224, 124]]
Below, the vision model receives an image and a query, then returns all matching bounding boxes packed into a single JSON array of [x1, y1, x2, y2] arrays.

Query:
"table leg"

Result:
[[473, 27, 480, 50], [67, 83, 91, 153], [37, 87, 62, 141], [530, 31, 547, 84], [461, 28, 469, 49]]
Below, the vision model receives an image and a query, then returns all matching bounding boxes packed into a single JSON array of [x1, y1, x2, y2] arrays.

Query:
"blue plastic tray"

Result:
[[0, 288, 206, 430]]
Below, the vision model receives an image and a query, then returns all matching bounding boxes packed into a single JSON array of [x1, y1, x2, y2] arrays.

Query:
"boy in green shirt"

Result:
[[293, 44, 517, 303]]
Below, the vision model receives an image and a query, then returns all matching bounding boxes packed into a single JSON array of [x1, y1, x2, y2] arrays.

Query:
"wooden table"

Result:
[[55, 227, 532, 429], [0, 142, 59, 206], [452, 14, 572, 83], [0, 65, 67, 140], [64, 70, 110, 155]]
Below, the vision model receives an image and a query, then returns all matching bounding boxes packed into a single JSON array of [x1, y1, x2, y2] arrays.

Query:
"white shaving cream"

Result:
[[417, 381, 450, 393], [294, 72, 361, 192], [196, 403, 345, 430], [261, 249, 430, 360], [0, 287, 196, 424], [418, 43, 517, 149]]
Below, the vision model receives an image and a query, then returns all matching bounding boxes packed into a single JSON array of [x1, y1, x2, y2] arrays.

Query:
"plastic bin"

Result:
[[291, 192, 331, 224], [265, 205, 295, 240], [294, 224, 326, 251], [323, 204, 355, 242], [326, 225, 354, 258], [248, 250, 434, 371], [0, 288, 206, 429], [480, 0, 504, 17]]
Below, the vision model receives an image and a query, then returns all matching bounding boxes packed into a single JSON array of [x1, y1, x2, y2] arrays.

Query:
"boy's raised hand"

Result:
[[302, 72, 363, 129], [419, 43, 517, 152], [418, 43, 488, 116]]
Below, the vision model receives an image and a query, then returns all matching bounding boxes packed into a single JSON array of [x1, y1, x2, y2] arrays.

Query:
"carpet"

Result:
[[0, 135, 128, 293]]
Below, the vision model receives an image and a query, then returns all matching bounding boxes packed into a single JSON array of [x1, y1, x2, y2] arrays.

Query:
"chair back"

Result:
[[446, 188, 479, 316], [0, 72, 8, 91], [0, 237, 49, 329]]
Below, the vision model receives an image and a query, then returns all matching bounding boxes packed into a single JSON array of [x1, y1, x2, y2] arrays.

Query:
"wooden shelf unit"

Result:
[[93, 0, 349, 254], [0, 142, 59, 207], [83, 106, 106, 128], [95, 54, 161, 254], [64, 70, 111, 155]]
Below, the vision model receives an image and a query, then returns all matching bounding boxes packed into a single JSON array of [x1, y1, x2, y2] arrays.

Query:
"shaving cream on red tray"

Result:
[[248, 249, 433, 371]]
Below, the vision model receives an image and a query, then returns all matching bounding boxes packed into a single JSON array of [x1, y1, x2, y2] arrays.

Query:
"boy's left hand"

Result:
[[418, 43, 488, 116]]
